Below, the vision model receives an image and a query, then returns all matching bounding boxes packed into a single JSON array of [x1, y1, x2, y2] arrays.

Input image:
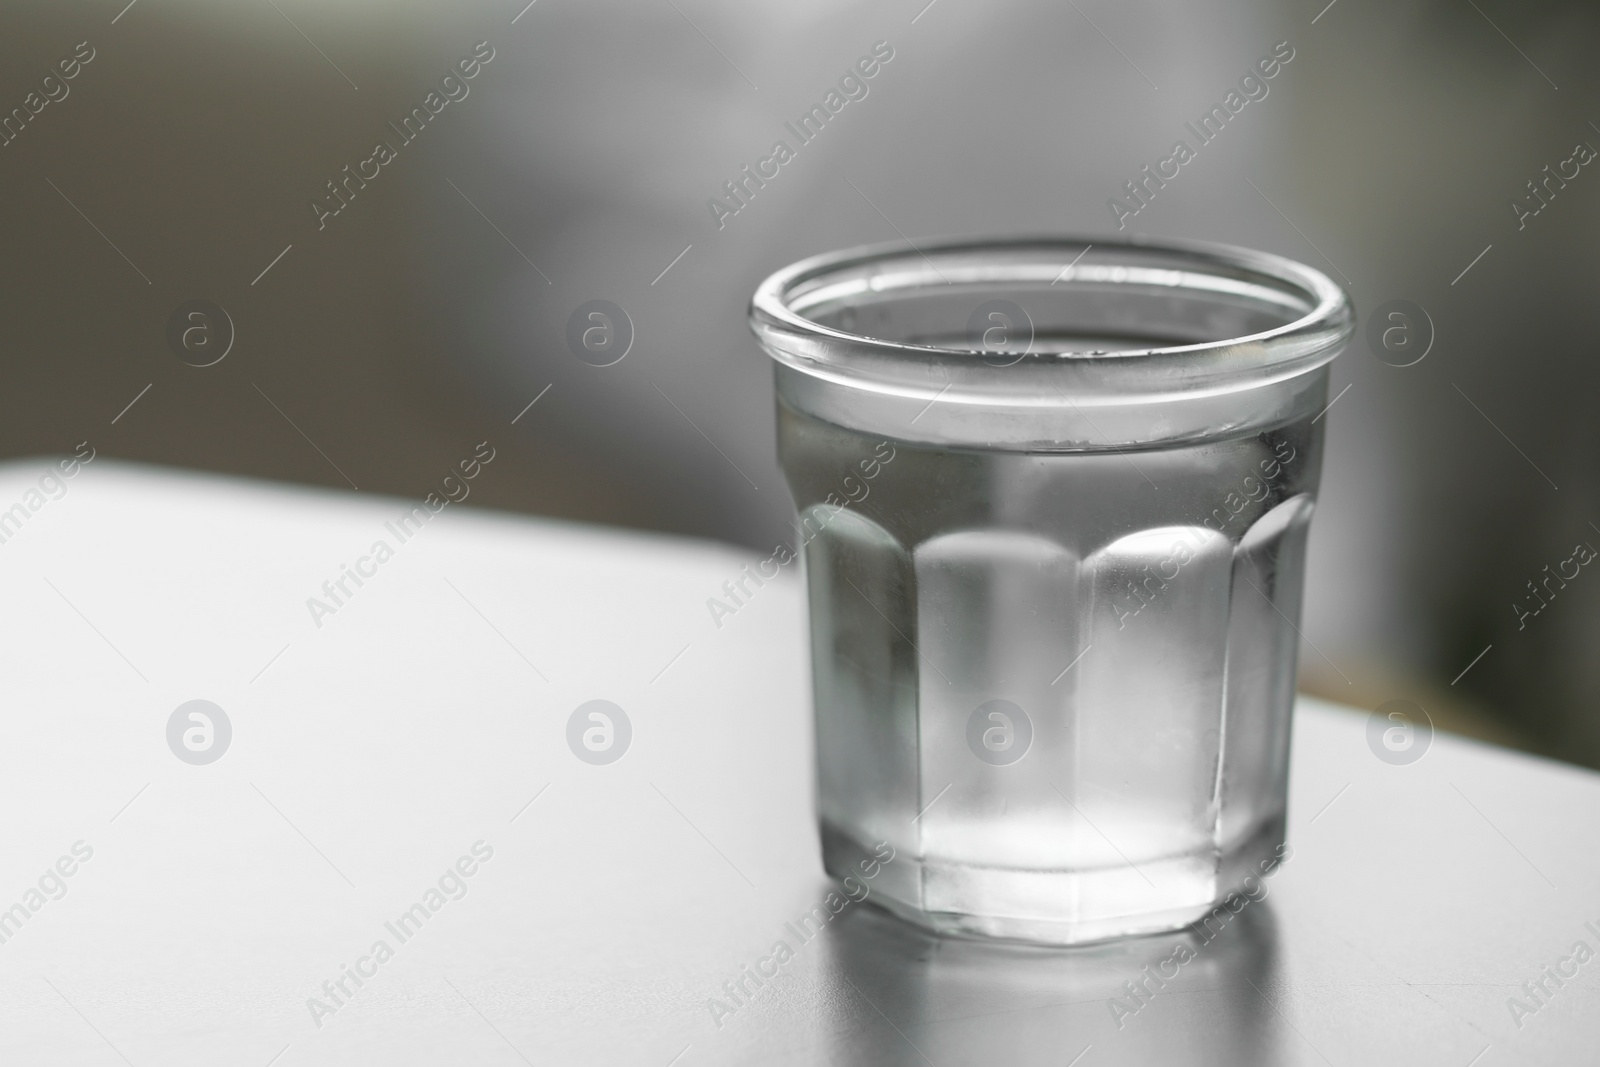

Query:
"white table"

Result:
[[0, 460, 1595, 1066]]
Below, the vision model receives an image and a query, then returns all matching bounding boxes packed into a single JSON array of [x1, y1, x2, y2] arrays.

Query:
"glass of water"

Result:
[[750, 236, 1352, 944]]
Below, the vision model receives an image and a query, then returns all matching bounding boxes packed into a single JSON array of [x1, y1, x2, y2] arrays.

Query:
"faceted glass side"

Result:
[[779, 399, 1321, 944]]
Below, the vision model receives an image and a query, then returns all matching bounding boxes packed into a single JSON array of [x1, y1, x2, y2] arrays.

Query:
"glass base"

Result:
[[823, 817, 1286, 947]]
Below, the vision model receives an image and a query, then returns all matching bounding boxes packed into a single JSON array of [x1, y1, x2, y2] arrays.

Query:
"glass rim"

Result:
[[748, 234, 1354, 396]]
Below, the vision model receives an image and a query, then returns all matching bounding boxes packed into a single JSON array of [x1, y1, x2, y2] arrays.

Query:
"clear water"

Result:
[[779, 399, 1320, 943]]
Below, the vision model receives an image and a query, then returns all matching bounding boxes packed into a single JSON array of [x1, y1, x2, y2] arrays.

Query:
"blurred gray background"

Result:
[[3, 0, 1597, 764]]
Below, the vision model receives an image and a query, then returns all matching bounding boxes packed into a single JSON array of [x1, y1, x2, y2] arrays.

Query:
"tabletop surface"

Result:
[[0, 458, 1596, 1067]]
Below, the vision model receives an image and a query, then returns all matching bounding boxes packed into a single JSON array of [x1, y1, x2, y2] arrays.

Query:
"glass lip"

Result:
[[748, 234, 1354, 393]]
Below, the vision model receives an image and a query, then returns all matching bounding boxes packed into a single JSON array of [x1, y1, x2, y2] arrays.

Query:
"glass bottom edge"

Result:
[[822, 815, 1286, 947]]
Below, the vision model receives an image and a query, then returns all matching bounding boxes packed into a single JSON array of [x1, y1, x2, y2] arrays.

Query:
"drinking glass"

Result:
[[749, 236, 1353, 944]]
